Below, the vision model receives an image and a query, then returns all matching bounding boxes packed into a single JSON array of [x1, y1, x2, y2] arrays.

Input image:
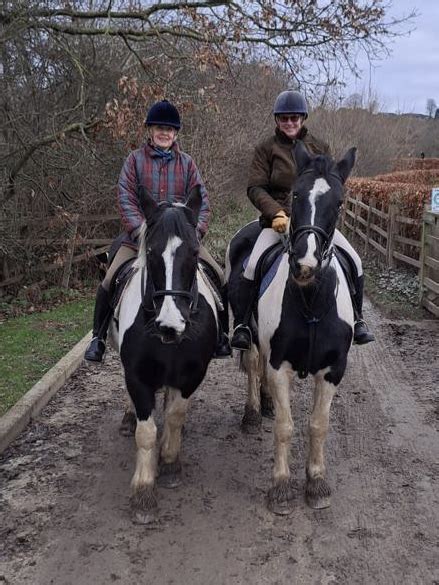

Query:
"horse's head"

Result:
[[139, 187, 202, 344], [288, 141, 356, 286]]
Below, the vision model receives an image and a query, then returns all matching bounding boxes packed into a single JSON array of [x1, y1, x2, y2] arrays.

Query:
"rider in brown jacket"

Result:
[[230, 89, 374, 350]]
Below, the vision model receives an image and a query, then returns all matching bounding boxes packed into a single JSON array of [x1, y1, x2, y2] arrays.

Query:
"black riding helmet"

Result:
[[145, 99, 181, 129], [273, 90, 308, 119]]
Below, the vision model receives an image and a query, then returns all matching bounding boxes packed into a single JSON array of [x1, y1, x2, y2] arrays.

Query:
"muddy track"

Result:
[[0, 300, 438, 585]]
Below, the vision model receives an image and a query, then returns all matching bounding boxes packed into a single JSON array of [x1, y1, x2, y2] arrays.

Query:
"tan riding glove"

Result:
[[271, 210, 289, 233]]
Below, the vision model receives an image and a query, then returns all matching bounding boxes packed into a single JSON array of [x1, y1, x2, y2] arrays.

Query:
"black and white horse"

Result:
[[227, 143, 357, 514], [109, 188, 218, 523]]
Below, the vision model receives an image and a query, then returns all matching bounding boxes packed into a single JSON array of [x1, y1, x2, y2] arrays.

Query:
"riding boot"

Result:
[[351, 275, 375, 345], [84, 285, 113, 362], [230, 276, 257, 351], [214, 285, 232, 358]]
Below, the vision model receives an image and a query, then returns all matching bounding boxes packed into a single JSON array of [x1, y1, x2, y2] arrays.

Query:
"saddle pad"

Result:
[[243, 253, 283, 299], [198, 263, 223, 312]]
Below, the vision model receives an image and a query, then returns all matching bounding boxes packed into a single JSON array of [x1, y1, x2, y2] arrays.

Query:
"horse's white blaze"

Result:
[[132, 417, 157, 490], [297, 177, 330, 268], [300, 234, 319, 268], [266, 360, 294, 482], [156, 235, 186, 333], [160, 388, 189, 464], [308, 367, 335, 479], [333, 258, 355, 332]]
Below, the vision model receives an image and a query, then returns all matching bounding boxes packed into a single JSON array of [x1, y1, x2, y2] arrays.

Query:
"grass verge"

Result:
[[0, 297, 94, 416]]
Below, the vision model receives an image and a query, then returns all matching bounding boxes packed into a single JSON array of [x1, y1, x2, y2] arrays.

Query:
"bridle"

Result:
[[140, 262, 199, 319], [288, 224, 334, 268], [287, 168, 343, 267]]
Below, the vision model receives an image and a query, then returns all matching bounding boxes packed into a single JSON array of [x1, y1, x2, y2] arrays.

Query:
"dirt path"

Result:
[[1, 300, 438, 585]]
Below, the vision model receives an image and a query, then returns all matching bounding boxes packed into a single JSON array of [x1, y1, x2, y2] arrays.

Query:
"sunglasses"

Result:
[[277, 114, 303, 123]]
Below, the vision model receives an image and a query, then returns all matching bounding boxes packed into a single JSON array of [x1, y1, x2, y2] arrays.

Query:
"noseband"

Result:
[[288, 224, 334, 266], [141, 266, 199, 318]]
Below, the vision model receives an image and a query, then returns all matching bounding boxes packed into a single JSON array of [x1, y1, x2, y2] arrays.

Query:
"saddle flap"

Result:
[[109, 259, 137, 311]]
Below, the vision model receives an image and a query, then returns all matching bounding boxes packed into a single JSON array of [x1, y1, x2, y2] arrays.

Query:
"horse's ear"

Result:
[[336, 148, 357, 183], [185, 185, 202, 226], [294, 140, 312, 173], [138, 186, 158, 222]]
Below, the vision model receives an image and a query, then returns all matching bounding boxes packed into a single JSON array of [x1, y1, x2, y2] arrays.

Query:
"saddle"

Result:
[[109, 259, 137, 312], [242, 241, 358, 325]]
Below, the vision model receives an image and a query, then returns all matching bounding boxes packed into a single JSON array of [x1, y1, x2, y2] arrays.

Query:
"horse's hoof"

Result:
[[267, 479, 295, 515], [133, 510, 158, 525], [241, 405, 262, 434], [305, 477, 332, 509], [260, 394, 275, 419], [158, 460, 182, 489], [131, 485, 157, 522], [119, 411, 137, 436]]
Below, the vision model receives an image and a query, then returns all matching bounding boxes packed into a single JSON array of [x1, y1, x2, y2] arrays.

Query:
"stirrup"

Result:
[[353, 320, 375, 345], [230, 324, 252, 350], [84, 336, 107, 362]]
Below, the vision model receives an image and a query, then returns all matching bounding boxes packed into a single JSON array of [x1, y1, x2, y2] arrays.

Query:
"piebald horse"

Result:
[[227, 143, 357, 513], [109, 188, 219, 523]]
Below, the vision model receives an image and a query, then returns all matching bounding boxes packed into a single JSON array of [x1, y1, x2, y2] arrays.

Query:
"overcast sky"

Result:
[[344, 0, 439, 114]]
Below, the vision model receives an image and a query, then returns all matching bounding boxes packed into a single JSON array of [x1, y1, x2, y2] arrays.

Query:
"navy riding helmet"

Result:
[[145, 99, 181, 129], [273, 90, 308, 119]]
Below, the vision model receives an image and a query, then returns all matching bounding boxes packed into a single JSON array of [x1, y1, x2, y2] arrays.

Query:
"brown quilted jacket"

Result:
[[247, 126, 330, 227]]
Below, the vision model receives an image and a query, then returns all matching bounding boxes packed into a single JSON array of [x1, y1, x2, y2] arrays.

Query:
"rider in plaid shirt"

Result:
[[118, 139, 210, 247]]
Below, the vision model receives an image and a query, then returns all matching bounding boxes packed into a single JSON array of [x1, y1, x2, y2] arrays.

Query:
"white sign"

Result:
[[432, 188, 439, 213]]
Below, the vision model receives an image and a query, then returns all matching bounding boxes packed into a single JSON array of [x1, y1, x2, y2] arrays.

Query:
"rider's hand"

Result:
[[271, 210, 288, 233]]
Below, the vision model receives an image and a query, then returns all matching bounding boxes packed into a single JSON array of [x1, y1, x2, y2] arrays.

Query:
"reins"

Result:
[[292, 270, 339, 379]]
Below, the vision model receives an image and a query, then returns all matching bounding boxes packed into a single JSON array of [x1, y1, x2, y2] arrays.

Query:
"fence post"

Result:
[[353, 194, 361, 241], [365, 197, 375, 256], [386, 203, 398, 268], [418, 211, 428, 303], [61, 214, 79, 289]]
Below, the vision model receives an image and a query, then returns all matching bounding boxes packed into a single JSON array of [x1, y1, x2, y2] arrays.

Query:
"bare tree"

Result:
[[0, 0, 415, 203], [426, 98, 437, 118]]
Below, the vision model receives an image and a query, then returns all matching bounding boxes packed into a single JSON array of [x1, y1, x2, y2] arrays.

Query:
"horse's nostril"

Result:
[[156, 323, 182, 344]]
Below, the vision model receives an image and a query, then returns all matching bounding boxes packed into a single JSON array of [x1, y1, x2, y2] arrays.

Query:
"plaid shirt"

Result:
[[118, 141, 210, 244]]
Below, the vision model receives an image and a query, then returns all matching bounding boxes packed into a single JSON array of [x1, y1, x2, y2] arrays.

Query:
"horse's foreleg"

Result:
[[266, 362, 295, 515], [306, 369, 336, 509], [159, 388, 189, 488], [131, 415, 158, 523], [241, 344, 262, 433]]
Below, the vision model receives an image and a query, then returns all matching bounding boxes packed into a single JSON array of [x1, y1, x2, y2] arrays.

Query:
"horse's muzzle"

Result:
[[156, 323, 184, 345], [291, 263, 318, 286]]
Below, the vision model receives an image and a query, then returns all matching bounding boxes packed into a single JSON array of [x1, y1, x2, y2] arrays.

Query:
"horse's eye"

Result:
[[292, 192, 299, 200]]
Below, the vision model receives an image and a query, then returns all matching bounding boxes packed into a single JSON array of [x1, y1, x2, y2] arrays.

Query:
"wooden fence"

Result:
[[0, 213, 119, 290], [340, 194, 439, 317], [2, 204, 439, 317]]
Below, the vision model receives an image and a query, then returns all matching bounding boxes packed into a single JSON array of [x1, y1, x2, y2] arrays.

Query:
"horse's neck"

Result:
[[288, 265, 338, 311]]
